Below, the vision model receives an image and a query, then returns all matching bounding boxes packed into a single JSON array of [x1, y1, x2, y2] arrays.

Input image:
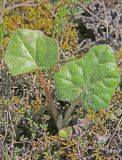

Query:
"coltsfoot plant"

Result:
[[4, 28, 120, 134]]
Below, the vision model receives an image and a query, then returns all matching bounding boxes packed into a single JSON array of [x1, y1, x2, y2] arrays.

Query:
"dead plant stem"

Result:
[[0, 1, 42, 20], [101, 0, 109, 38], [72, 37, 105, 55]]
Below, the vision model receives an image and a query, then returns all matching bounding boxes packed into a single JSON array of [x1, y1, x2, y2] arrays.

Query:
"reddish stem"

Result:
[[37, 70, 59, 125]]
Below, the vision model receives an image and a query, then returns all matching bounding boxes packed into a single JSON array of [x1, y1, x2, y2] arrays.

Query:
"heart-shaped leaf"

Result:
[[54, 45, 120, 110], [4, 28, 59, 76]]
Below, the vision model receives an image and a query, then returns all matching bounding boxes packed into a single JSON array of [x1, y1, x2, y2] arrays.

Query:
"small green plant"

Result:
[[4, 29, 120, 133], [53, 3, 69, 38]]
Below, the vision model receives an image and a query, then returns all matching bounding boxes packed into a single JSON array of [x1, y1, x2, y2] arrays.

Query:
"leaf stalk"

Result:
[[37, 70, 59, 126]]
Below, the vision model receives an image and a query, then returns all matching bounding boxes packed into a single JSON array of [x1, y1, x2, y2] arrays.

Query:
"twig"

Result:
[[107, 117, 122, 148], [2, 1, 39, 13], [59, 48, 67, 59], [76, 39, 87, 50], [43, 3, 56, 18], [8, 109, 16, 138], [77, 2, 121, 35], [2, 0, 7, 9], [32, 74, 36, 86], [2, 111, 9, 145], [72, 37, 106, 55], [0, 1, 42, 21], [101, 0, 109, 38], [77, 131, 89, 159]]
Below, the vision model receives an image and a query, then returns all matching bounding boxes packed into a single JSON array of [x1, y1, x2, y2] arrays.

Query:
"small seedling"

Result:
[[58, 127, 73, 138], [4, 28, 120, 132]]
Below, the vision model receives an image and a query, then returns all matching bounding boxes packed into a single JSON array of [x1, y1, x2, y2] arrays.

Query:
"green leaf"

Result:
[[4, 28, 59, 76], [54, 45, 120, 110]]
